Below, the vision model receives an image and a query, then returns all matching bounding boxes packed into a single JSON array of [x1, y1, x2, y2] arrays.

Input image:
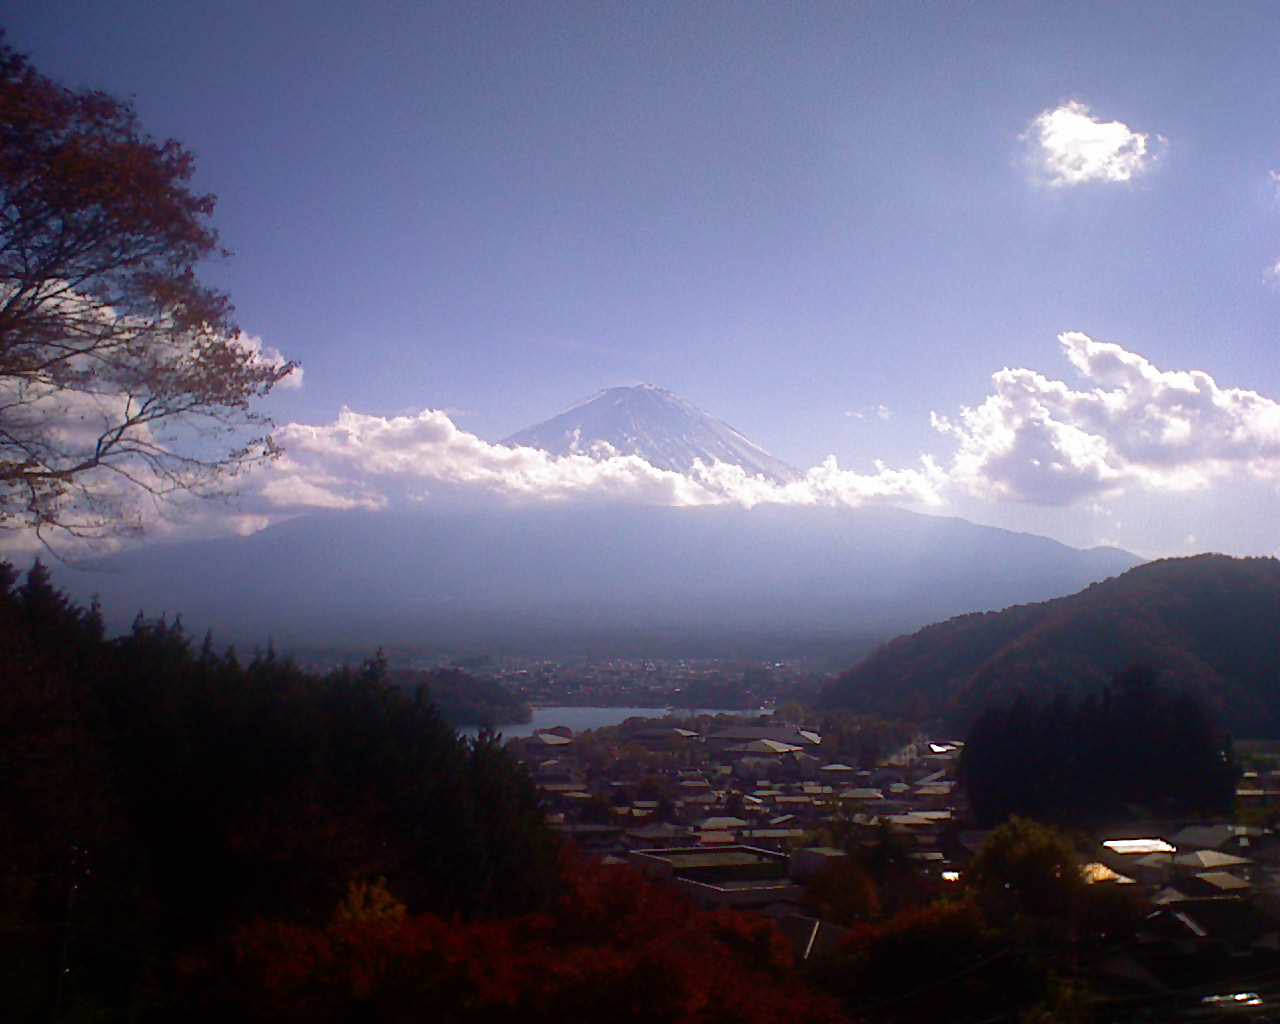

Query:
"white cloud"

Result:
[[233, 333, 303, 389], [249, 406, 945, 517], [844, 403, 892, 421], [1027, 101, 1160, 187], [934, 332, 1280, 505], [12, 331, 1277, 560], [0, 321, 299, 553], [0, 400, 945, 558]]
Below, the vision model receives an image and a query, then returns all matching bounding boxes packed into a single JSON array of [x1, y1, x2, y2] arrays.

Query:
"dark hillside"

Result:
[[822, 555, 1280, 735], [391, 667, 532, 727]]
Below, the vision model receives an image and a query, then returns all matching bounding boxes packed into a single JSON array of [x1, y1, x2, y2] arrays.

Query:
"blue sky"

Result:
[[8, 2, 1280, 558]]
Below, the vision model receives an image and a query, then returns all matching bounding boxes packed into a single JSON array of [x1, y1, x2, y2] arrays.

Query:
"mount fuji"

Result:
[[51, 386, 1143, 657], [502, 384, 800, 484]]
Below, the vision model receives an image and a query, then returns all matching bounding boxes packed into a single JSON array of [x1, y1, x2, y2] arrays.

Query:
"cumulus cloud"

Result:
[[1027, 101, 1161, 186], [934, 332, 1280, 504]]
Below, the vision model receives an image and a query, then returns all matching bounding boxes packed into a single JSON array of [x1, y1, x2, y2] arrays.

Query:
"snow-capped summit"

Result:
[[502, 384, 800, 484]]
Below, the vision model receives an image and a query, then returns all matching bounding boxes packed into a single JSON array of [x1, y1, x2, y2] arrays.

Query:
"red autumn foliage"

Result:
[[186, 847, 849, 1023], [810, 897, 1058, 1022]]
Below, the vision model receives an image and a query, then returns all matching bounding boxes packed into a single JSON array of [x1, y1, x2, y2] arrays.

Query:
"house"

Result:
[[517, 730, 573, 760], [726, 739, 805, 757], [789, 846, 848, 881], [739, 828, 809, 851], [629, 845, 804, 911], [630, 726, 701, 751], [624, 822, 692, 849], [1138, 898, 1280, 958], [551, 822, 623, 854], [1170, 825, 1239, 851], [706, 725, 822, 757]]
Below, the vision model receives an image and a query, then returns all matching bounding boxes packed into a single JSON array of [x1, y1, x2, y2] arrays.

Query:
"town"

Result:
[[505, 706, 1280, 1017], [304, 651, 841, 711]]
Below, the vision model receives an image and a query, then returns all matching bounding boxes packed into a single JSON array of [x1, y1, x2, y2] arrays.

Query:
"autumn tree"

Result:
[[807, 899, 1025, 1022], [965, 816, 1085, 926], [804, 859, 880, 925], [0, 38, 294, 542]]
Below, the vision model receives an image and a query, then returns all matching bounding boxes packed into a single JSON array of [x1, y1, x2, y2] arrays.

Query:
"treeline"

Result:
[[960, 664, 1238, 826], [668, 673, 757, 708], [1, 561, 558, 1019], [392, 666, 532, 727]]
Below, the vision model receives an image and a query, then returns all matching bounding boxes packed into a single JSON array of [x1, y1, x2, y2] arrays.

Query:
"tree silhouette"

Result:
[[0, 38, 295, 542], [960, 663, 1237, 825]]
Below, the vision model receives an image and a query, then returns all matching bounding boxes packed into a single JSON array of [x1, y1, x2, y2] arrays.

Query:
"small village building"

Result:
[[699, 816, 749, 831], [1170, 825, 1237, 851], [629, 845, 803, 911], [789, 846, 848, 881], [1173, 849, 1251, 872], [727, 739, 805, 757], [1081, 862, 1137, 885], [739, 829, 808, 851], [1190, 871, 1251, 896]]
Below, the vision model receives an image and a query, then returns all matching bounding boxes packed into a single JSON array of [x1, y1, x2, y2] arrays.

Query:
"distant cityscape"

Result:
[[295, 651, 832, 710]]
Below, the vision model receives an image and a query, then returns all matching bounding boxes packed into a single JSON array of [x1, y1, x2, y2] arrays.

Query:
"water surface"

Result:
[[458, 705, 769, 740]]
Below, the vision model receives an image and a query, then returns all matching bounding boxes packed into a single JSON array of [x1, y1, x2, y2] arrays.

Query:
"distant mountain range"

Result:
[[821, 554, 1280, 737], [503, 384, 800, 484], [49, 385, 1143, 657], [57, 503, 1138, 658]]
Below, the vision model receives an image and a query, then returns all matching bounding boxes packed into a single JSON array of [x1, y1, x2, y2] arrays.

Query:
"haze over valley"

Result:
[[59, 385, 1139, 657]]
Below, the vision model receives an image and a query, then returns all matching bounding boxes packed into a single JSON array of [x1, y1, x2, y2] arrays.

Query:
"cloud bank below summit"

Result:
[[243, 333, 1280, 526], [262, 409, 946, 514], [253, 333, 1280, 520], [7, 333, 1279, 559]]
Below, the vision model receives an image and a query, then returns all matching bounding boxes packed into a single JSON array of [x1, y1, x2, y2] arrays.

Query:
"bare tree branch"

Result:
[[0, 36, 295, 545]]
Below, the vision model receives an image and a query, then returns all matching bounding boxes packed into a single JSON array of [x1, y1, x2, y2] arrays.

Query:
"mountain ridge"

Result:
[[57, 502, 1140, 657], [821, 553, 1280, 736]]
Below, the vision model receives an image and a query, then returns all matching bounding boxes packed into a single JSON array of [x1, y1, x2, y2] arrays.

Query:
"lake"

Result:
[[456, 705, 770, 740]]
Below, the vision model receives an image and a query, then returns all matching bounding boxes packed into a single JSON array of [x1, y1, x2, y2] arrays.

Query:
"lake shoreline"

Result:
[[457, 704, 772, 740]]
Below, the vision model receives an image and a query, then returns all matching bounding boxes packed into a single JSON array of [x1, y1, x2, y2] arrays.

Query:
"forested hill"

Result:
[[390, 667, 532, 727], [821, 554, 1280, 736]]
